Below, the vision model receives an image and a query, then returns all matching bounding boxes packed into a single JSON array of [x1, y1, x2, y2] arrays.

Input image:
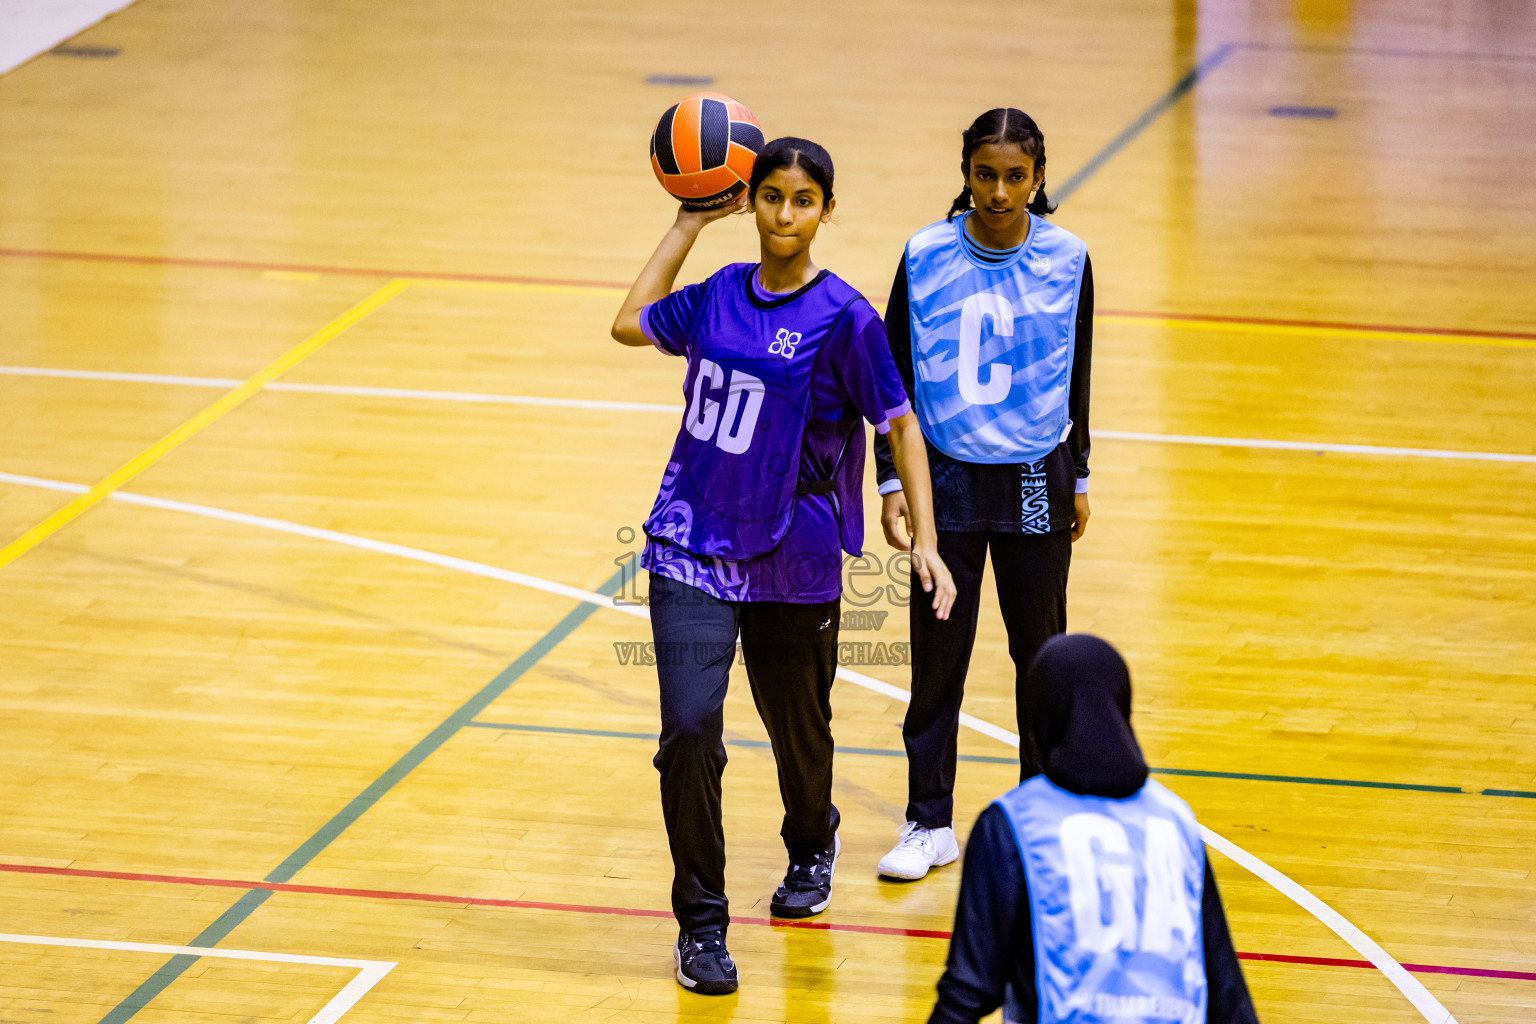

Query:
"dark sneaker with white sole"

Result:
[[769, 833, 840, 918], [674, 930, 737, 995]]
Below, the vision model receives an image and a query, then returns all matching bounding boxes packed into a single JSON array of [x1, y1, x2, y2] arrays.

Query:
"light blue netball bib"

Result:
[[995, 776, 1208, 1024], [905, 213, 1087, 463]]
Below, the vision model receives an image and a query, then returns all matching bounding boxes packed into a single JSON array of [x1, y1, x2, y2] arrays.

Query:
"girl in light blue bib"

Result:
[[872, 108, 1097, 882]]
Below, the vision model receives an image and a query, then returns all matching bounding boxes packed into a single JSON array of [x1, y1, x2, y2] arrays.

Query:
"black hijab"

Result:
[[1020, 633, 1149, 799]]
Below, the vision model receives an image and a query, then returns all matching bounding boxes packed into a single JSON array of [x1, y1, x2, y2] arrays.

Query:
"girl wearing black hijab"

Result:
[[927, 635, 1259, 1024]]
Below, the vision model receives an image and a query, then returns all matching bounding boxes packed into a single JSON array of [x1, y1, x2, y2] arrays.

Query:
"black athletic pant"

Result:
[[904, 529, 1071, 829], [648, 572, 841, 935]]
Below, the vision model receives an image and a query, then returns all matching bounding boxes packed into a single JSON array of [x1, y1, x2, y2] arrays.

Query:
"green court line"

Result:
[[97, 890, 274, 1024], [469, 720, 1523, 797], [1053, 42, 1238, 205], [466, 720, 1019, 764], [1149, 766, 1461, 794], [96, 569, 626, 1024], [467, 721, 657, 741]]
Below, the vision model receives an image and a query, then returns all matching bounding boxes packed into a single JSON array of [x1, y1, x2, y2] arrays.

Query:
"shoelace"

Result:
[[683, 932, 728, 965], [783, 850, 832, 891], [894, 823, 933, 852], [783, 864, 820, 891]]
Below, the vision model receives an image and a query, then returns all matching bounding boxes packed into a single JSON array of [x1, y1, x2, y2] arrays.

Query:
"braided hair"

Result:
[[946, 108, 1055, 221]]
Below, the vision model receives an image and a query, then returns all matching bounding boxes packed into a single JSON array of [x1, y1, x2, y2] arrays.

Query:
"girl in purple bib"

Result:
[[612, 137, 956, 994]]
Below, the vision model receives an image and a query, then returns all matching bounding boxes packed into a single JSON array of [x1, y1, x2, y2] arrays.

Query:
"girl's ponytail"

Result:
[[946, 185, 973, 221]]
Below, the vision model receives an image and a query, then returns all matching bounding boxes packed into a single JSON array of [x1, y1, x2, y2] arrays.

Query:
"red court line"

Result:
[[0, 247, 626, 292], [0, 862, 943, 940], [1096, 307, 1536, 342], [1238, 952, 1536, 982], [4, 861, 1532, 979], [4, 245, 1534, 342]]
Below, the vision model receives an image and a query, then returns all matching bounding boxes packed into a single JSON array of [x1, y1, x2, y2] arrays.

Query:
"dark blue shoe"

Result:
[[770, 833, 840, 918], [674, 929, 737, 994]]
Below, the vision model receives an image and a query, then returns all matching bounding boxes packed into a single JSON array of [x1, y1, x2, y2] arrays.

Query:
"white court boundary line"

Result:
[[0, 470, 1458, 1024], [1094, 429, 1536, 465], [0, 365, 683, 413], [0, 0, 137, 75], [0, 932, 395, 1024], [3, 364, 1533, 464], [833, 666, 1456, 1024]]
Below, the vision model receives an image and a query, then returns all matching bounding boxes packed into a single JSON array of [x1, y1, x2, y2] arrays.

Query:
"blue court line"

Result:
[[468, 720, 1534, 798], [96, 569, 626, 1024], [1053, 43, 1238, 206], [1269, 105, 1337, 119]]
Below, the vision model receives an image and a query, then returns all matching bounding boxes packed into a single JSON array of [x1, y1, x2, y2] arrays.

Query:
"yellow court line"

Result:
[[0, 279, 411, 570]]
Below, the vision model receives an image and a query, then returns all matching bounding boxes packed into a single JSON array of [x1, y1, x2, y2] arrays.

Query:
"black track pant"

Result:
[[648, 572, 841, 935], [903, 529, 1071, 829]]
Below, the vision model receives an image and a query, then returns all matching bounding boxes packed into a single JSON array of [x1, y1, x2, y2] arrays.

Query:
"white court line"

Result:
[[0, 471, 642, 614], [4, 364, 1533, 464], [1095, 429, 1536, 465], [0, 933, 394, 1024], [0, 0, 137, 74], [836, 665, 1018, 747], [834, 670, 1456, 1024], [0, 366, 246, 388], [0, 365, 682, 414], [273, 381, 683, 414], [0, 470, 1459, 1023], [1197, 833, 1454, 1024]]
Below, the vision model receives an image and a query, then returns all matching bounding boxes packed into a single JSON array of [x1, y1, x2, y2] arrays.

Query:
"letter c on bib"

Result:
[[958, 292, 1014, 406]]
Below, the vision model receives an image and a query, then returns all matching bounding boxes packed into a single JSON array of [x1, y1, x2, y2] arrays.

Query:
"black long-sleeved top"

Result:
[[873, 254, 1094, 534], [929, 803, 1261, 1024]]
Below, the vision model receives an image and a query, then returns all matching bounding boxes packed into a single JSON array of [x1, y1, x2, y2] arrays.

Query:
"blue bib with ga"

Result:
[[995, 775, 1207, 1024], [905, 213, 1087, 464]]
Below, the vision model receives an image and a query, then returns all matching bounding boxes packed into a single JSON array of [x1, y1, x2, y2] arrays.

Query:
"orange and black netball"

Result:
[[650, 93, 763, 209]]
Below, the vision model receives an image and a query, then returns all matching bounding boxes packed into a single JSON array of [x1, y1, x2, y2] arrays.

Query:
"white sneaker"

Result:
[[877, 821, 959, 879]]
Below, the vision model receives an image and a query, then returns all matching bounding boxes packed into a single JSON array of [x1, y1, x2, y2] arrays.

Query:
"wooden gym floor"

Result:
[[1, 1, 1533, 1021]]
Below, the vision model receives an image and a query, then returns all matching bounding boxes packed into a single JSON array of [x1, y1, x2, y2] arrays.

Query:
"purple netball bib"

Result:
[[642, 264, 865, 560]]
